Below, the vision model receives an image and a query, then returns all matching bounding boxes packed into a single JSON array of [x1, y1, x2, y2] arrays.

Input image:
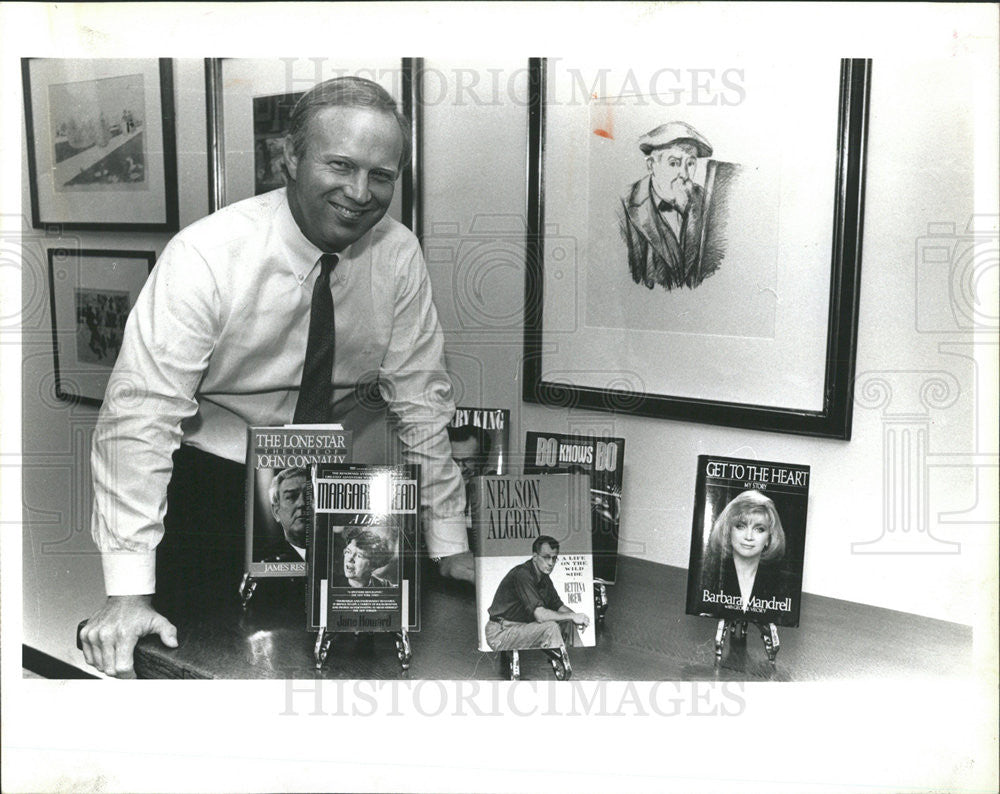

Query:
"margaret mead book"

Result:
[[523, 432, 625, 583], [307, 463, 420, 633], [244, 425, 352, 578], [685, 455, 810, 627], [470, 473, 596, 651]]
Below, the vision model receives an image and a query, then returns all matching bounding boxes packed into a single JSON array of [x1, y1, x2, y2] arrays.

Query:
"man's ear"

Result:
[[283, 135, 299, 182], [645, 155, 654, 174]]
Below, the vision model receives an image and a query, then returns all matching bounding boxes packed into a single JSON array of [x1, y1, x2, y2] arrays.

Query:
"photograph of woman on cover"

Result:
[[334, 526, 398, 589], [701, 490, 796, 624]]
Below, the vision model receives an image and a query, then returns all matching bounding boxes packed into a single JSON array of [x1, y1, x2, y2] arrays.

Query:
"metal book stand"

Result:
[[312, 627, 412, 671], [500, 646, 572, 681], [714, 618, 780, 664], [239, 573, 413, 672], [238, 572, 258, 608], [594, 581, 610, 624]]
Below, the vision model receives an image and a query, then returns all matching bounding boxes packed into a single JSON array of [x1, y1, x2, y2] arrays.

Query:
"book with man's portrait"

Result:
[[685, 455, 810, 627], [243, 425, 352, 579], [470, 473, 596, 651]]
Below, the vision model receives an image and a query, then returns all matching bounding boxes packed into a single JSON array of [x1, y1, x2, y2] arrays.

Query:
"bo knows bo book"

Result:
[[244, 425, 352, 578], [471, 474, 596, 651], [685, 455, 810, 627], [524, 432, 625, 584], [307, 463, 420, 633]]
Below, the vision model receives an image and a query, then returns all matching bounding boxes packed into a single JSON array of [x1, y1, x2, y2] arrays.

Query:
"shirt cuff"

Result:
[[101, 550, 156, 596], [424, 514, 469, 557]]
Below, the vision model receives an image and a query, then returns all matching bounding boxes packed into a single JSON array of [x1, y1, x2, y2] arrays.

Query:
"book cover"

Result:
[[471, 473, 596, 652], [449, 406, 511, 544], [523, 432, 625, 584], [244, 425, 352, 578], [307, 463, 420, 633], [685, 455, 810, 627]]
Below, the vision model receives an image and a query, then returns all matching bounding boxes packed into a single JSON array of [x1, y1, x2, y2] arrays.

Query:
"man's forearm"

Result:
[[533, 606, 578, 623]]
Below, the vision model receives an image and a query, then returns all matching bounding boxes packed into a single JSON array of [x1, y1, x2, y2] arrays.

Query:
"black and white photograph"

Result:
[[5, 4, 997, 794]]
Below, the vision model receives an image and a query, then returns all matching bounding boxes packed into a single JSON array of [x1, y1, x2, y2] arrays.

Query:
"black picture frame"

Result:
[[22, 58, 179, 232], [47, 248, 156, 406], [523, 57, 870, 440], [205, 57, 421, 237]]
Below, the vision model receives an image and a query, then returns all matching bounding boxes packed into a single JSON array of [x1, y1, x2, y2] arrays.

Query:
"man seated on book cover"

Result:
[[342, 527, 396, 588], [618, 120, 714, 291], [81, 75, 471, 677], [485, 535, 590, 651], [260, 467, 309, 563]]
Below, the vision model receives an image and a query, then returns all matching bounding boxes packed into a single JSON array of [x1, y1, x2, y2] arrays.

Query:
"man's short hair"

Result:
[[532, 535, 560, 555], [288, 76, 412, 169], [269, 467, 308, 509], [344, 527, 395, 570]]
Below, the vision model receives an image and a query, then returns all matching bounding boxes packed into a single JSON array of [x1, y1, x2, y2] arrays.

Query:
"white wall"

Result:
[[12, 12, 998, 671]]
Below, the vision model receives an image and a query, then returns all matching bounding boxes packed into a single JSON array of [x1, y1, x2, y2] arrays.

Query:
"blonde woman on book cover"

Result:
[[703, 490, 793, 622]]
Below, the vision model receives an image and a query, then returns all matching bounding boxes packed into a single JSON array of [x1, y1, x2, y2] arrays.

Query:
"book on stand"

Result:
[[470, 473, 596, 651], [523, 432, 625, 584], [685, 455, 810, 627], [307, 463, 420, 633], [244, 425, 352, 579]]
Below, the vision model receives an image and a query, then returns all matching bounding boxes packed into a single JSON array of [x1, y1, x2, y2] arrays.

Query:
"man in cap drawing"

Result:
[[618, 121, 715, 291]]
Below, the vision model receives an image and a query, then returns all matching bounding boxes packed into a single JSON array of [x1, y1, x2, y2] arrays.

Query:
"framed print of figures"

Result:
[[205, 58, 421, 235], [22, 59, 179, 231], [47, 248, 155, 405], [523, 58, 870, 439]]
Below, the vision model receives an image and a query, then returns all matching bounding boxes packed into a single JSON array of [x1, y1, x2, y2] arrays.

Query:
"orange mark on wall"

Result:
[[592, 103, 615, 140]]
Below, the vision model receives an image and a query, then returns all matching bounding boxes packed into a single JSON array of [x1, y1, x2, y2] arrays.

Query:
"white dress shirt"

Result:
[[91, 189, 467, 595]]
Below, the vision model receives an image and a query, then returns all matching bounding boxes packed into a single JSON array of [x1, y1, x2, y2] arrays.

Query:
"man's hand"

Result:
[[79, 595, 178, 678], [571, 612, 590, 629], [438, 550, 475, 583]]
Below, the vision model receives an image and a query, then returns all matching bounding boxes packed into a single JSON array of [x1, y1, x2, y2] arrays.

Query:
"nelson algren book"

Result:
[[470, 473, 596, 651], [307, 463, 420, 633], [244, 425, 352, 578], [685, 455, 810, 627]]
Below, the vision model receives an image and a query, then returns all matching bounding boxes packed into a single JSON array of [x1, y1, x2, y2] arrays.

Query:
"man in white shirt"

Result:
[[79, 76, 472, 677]]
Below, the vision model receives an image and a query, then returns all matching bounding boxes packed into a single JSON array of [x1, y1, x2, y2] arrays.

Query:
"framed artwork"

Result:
[[205, 57, 421, 236], [523, 57, 870, 440], [22, 58, 179, 231], [47, 248, 156, 405]]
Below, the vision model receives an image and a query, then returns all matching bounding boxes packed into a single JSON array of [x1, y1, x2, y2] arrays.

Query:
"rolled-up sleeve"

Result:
[[378, 244, 467, 557], [90, 238, 220, 594]]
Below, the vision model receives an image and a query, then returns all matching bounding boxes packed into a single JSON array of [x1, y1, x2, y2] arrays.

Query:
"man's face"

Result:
[[284, 105, 403, 253], [343, 539, 373, 583], [272, 473, 309, 547], [450, 436, 482, 484], [648, 144, 698, 209], [532, 543, 559, 576]]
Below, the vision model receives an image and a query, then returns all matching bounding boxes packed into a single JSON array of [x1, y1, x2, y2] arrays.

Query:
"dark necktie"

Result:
[[657, 198, 682, 214], [293, 253, 338, 423]]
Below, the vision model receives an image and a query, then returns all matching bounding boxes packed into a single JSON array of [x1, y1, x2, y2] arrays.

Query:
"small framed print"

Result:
[[47, 248, 156, 405], [22, 58, 179, 231]]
